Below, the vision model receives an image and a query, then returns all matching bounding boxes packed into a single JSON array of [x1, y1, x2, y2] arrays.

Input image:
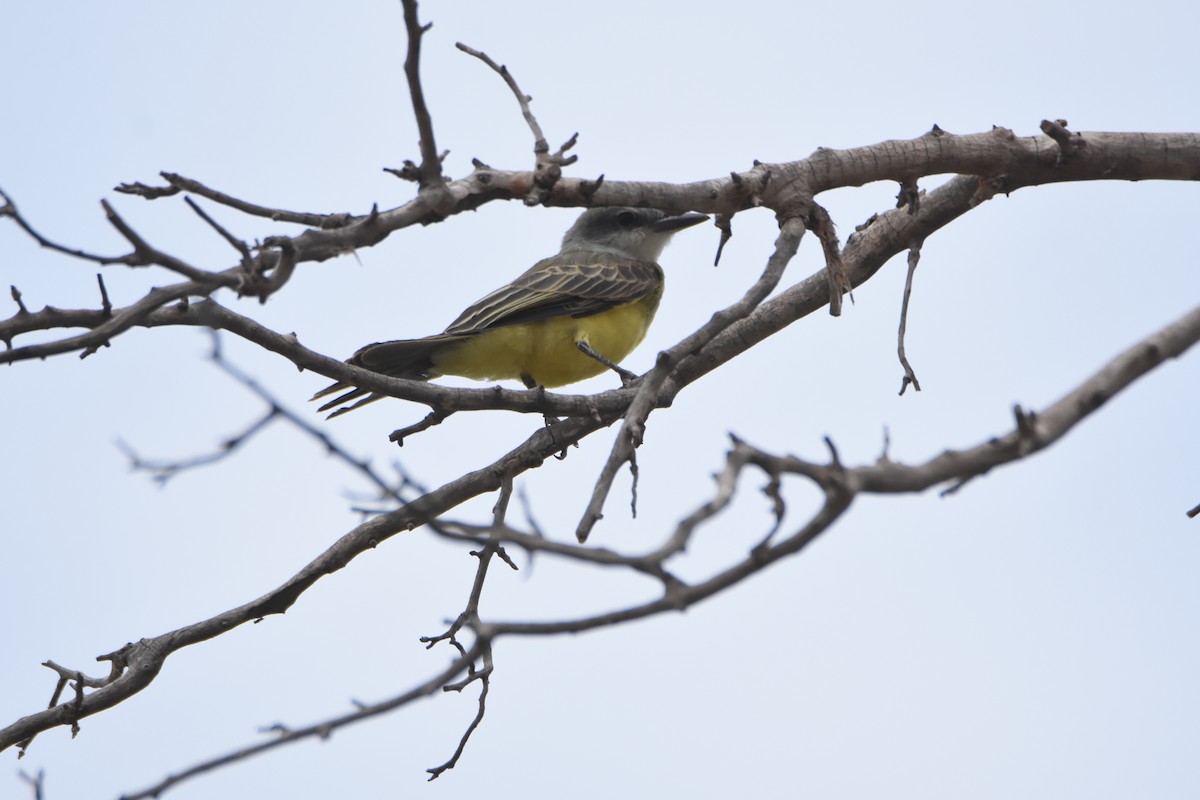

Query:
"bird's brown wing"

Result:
[[442, 250, 663, 334]]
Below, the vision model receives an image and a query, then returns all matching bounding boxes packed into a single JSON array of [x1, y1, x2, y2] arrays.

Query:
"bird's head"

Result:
[[560, 206, 708, 262]]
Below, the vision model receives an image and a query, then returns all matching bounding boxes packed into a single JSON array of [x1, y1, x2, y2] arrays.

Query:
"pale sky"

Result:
[[3, 2, 1199, 798]]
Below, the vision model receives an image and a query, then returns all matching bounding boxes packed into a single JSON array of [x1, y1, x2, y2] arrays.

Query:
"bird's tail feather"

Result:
[[311, 334, 466, 418]]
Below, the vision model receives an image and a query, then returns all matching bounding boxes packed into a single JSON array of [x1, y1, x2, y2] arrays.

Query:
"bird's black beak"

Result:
[[653, 211, 709, 233]]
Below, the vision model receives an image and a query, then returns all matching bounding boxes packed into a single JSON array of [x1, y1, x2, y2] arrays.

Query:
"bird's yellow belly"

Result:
[[432, 294, 660, 387]]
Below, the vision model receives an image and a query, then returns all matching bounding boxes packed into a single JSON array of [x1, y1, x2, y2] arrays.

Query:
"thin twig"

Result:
[[100, 199, 227, 283], [119, 642, 484, 800], [898, 243, 922, 395], [153, 173, 353, 228], [389, 409, 451, 445], [401, 0, 444, 188], [456, 41, 577, 203], [427, 645, 493, 780], [117, 410, 278, 486], [120, 332, 414, 508], [0, 187, 133, 265], [423, 475, 514, 778], [183, 196, 253, 264], [455, 43, 547, 148]]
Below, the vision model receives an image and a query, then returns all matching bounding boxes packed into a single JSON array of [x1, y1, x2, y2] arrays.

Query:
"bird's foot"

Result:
[[576, 341, 639, 388]]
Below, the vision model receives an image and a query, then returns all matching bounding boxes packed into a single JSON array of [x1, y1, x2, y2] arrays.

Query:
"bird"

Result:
[[312, 205, 709, 417]]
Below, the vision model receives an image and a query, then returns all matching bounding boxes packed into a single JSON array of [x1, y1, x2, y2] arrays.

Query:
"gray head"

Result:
[[560, 206, 708, 262]]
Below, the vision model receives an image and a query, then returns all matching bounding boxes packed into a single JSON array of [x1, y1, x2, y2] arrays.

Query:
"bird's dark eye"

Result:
[[616, 210, 638, 228]]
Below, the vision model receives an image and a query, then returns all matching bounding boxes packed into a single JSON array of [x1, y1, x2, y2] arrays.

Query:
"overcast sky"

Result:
[[4, 2, 1199, 798]]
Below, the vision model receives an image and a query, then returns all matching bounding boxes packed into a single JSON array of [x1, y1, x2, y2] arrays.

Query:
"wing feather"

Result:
[[443, 250, 662, 335]]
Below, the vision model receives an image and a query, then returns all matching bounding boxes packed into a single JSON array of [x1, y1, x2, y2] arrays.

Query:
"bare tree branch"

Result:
[[4, 10, 1198, 790], [9, 221, 1187, 792], [0, 408, 604, 753], [576, 214, 806, 542], [183, 196, 253, 263], [4, 0, 1198, 794], [115, 331, 409, 496], [117, 641, 485, 800], [7, 128, 1197, 368]]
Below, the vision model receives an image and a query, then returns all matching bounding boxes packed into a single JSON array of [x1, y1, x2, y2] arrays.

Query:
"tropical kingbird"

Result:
[[313, 206, 708, 417]]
